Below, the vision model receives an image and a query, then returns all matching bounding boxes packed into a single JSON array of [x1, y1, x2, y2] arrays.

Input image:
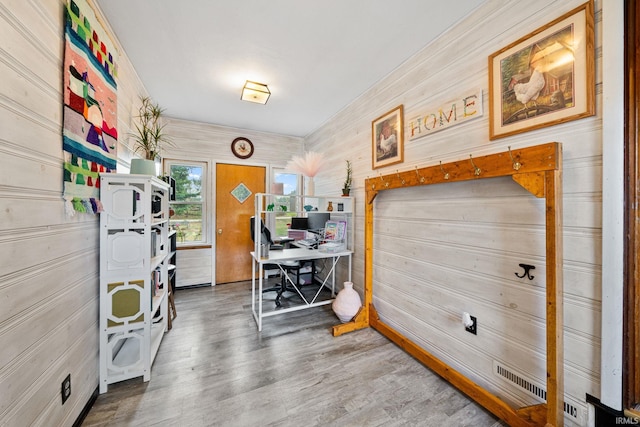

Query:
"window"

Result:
[[272, 169, 300, 238], [165, 161, 206, 244]]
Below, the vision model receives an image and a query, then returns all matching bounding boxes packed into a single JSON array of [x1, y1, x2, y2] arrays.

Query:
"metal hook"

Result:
[[379, 173, 389, 187], [367, 176, 375, 189], [439, 161, 450, 180], [396, 170, 405, 185], [469, 154, 481, 176], [508, 146, 521, 171], [415, 166, 425, 183], [515, 263, 535, 280]]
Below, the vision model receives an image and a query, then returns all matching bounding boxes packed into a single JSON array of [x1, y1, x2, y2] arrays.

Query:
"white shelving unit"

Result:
[[99, 173, 170, 393]]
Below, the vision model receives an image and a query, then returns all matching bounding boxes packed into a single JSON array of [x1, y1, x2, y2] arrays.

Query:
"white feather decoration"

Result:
[[285, 151, 325, 177]]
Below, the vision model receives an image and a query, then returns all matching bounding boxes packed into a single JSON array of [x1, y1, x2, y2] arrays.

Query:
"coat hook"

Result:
[[415, 166, 425, 183], [469, 154, 481, 176], [367, 176, 375, 189], [439, 161, 450, 180], [515, 263, 535, 280], [379, 173, 389, 187], [396, 170, 405, 185], [508, 146, 521, 171]]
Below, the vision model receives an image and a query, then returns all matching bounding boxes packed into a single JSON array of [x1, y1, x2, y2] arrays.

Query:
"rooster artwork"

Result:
[[501, 35, 574, 126], [490, 2, 593, 141], [513, 67, 546, 108]]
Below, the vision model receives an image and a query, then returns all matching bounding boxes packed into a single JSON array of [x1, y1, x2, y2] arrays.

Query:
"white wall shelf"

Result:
[[254, 193, 355, 253]]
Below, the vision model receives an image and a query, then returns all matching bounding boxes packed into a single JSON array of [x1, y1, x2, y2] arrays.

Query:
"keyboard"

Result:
[[296, 239, 317, 247]]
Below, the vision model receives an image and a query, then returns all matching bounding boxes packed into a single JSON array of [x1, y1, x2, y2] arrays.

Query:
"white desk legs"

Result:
[[251, 259, 256, 312], [330, 256, 336, 296], [278, 264, 307, 303], [258, 263, 263, 331], [250, 258, 265, 331], [251, 252, 352, 331], [317, 255, 343, 297]]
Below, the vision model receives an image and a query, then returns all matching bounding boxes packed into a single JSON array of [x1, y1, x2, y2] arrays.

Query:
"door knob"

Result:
[[217, 228, 223, 234]]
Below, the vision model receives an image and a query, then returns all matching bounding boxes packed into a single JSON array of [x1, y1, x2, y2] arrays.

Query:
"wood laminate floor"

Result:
[[83, 281, 505, 427]]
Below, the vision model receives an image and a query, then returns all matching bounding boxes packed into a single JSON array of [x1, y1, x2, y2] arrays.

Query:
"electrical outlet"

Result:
[[61, 374, 71, 404], [465, 315, 477, 335]]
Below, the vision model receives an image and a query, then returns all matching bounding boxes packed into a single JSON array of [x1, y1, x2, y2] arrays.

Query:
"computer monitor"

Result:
[[307, 212, 330, 232], [290, 217, 309, 230]]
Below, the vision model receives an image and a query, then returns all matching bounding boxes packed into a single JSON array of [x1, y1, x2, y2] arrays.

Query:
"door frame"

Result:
[[624, 0, 640, 412]]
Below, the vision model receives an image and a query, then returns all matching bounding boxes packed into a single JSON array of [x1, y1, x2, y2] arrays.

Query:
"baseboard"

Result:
[[586, 394, 640, 426], [73, 387, 98, 427], [175, 282, 212, 290]]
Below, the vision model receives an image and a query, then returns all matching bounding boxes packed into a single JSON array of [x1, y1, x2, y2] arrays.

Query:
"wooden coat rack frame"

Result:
[[333, 142, 563, 427]]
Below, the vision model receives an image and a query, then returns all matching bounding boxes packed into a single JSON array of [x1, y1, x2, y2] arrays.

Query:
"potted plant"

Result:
[[342, 160, 352, 196], [130, 96, 172, 175]]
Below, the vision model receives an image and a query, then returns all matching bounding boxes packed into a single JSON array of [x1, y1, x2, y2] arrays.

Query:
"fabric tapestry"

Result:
[[62, 0, 118, 215]]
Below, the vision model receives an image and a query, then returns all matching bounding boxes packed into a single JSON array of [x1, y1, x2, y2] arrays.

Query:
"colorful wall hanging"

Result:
[[62, 0, 118, 215]]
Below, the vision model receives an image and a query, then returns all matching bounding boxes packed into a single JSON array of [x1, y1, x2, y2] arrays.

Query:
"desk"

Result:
[[250, 247, 352, 331]]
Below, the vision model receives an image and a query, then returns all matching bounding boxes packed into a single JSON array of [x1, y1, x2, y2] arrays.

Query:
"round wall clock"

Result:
[[231, 137, 254, 159]]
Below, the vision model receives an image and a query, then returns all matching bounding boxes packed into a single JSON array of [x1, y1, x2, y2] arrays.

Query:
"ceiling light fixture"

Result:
[[241, 80, 271, 104]]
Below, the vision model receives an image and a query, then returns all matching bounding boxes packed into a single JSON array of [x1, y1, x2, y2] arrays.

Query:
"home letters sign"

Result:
[[407, 89, 483, 141]]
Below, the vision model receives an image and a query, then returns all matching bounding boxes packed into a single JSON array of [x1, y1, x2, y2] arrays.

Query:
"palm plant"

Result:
[[131, 96, 172, 160]]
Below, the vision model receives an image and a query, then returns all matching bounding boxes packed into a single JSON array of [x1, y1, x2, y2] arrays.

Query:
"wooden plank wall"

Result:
[[0, 4, 303, 425], [0, 0, 148, 425], [306, 1, 603, 426], [0, 0, 609, 425], [0, 1, 301, 424]]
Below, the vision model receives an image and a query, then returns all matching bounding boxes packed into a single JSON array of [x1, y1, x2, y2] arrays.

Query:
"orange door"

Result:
[[215, 163, 265, 284]]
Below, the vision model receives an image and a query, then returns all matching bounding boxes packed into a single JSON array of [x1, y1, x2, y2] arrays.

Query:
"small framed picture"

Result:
[[372, 105, 404, 169], [488, 1, 594, 140]]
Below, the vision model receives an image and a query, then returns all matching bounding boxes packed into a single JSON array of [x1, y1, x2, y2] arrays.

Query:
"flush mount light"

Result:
[[241, 80, 271, 104]]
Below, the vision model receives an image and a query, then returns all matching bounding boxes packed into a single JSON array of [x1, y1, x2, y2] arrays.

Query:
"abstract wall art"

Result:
[[62, 0, 118, 215]]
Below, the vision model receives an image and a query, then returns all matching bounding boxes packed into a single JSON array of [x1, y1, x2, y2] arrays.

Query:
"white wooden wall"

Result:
[[162, 118, 303, 287], [0, 1, 300, 423], [307, 1, 606, 425], [0, 0, 621, 425], [0, 0, 149, 425], [600, 0, 625, 409]]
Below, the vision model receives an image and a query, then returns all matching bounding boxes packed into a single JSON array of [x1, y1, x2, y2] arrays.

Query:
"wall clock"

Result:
[[231, 137, 254, 159]]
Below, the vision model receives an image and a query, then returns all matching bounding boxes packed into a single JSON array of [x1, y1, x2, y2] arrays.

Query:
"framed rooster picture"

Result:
[[488, 0, 594, 140]]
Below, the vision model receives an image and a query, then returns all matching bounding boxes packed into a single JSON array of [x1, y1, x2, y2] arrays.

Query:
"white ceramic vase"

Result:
[[305, 176, 314, 196], [332, 281, 362, 323]]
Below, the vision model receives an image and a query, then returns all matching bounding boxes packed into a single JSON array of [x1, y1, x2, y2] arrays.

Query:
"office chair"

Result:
[[250, 217, 306, 307]]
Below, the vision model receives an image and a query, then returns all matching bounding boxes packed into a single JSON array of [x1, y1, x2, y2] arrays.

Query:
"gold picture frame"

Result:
[[372, 105, 404, 169], [488, 0, 594, 140]]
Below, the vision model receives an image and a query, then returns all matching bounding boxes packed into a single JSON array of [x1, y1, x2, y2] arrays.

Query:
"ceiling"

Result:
[[95, 1, 486, 137]]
